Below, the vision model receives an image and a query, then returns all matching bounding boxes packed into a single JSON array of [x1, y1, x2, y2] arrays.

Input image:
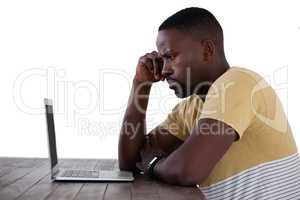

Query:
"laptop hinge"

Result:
[[51, 164, 60, 179]]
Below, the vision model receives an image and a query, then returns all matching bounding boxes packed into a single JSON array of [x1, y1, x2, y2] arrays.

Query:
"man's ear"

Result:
[[201, 39, 215, 62]]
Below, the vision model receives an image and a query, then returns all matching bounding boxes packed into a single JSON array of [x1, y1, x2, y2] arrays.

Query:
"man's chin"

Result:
[[173, 89, 188, 98]]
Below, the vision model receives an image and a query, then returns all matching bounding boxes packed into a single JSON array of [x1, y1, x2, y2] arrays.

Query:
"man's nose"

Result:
[[161, 63, 173, 78]]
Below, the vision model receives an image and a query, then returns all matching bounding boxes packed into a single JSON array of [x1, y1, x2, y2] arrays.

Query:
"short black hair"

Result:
[[159, 7, 223, 44]]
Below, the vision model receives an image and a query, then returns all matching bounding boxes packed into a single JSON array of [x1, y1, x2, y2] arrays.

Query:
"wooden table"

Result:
[[0, 158, 206, 200]]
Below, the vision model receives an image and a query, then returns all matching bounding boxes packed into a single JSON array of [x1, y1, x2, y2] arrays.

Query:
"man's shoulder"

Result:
[[208, 66, 269, 99], [220, 66, 264, 84]]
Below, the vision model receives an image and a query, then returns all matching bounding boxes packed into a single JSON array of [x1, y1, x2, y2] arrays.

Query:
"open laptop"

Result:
[[44, 98, 134, 181]]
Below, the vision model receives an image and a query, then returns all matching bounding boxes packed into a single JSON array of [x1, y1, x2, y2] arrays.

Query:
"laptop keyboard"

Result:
[[62, 170, 99, 178]]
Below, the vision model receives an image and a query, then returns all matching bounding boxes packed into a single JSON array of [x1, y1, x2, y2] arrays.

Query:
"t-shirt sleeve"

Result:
[[157, 101, 189, 141], [199, 71, 259, 140]]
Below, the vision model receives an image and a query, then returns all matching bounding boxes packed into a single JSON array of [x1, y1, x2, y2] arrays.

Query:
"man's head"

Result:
[[156, 7, 228, 98]]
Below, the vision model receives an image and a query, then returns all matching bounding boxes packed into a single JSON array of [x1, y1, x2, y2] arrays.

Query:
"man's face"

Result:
[[156, 28, 211, 98]]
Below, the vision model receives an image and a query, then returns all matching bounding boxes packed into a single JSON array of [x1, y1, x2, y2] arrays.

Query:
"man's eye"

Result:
[[166, 55, 174, 60]]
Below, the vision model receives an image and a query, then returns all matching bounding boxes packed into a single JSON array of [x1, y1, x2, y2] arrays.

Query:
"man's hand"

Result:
[[135, 51, 164, 83]]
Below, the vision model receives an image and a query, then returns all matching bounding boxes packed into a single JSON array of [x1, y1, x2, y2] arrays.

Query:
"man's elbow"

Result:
[[174, 174, 199, 186], [173, 166, 208, 186]]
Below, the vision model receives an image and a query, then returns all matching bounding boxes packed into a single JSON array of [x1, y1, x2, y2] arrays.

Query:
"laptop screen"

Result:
[[45, 101, 58, 169]]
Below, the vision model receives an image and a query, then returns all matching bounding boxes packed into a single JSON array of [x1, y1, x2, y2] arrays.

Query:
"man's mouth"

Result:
[[166, 78, 179, 89]]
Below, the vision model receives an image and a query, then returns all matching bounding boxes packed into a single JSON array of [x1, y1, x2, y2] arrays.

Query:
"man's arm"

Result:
[[118, 51, 183, 171], [153, 118, 237, 186], [118, 78, 151, 171]]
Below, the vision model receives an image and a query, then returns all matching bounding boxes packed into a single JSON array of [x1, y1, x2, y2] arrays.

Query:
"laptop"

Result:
[[44, 98, 134, 181]]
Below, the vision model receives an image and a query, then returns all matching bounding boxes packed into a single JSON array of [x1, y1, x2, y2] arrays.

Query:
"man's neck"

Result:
[[196, 62, 230, 102]]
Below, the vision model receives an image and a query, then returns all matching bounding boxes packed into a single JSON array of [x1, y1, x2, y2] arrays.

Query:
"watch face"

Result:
[[147, 156, 162, 178], [148, 156, 159, 171], [149, 157, 158, 165]]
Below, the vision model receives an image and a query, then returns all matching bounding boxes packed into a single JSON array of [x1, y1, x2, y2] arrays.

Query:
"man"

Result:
[[118, 7, 300, 199]]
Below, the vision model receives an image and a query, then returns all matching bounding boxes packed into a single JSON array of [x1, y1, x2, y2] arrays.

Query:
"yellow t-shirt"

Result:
[[159, 67, 300, 199]]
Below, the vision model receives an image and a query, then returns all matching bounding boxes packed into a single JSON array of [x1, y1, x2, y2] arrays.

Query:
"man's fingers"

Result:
[[137, 51, 164, 82], [147, 52, 163, 81], [140, 56, 154, 72], [147, 53, 156, 76], [151, 52, 162, 80], [151, 51, 164, 80]]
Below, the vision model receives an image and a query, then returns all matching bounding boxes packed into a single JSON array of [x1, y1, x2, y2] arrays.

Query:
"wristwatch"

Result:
[[147, 156, 162, 178]]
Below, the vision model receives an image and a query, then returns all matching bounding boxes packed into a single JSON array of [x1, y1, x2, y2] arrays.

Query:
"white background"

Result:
[[0, 0, 299, 158]]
